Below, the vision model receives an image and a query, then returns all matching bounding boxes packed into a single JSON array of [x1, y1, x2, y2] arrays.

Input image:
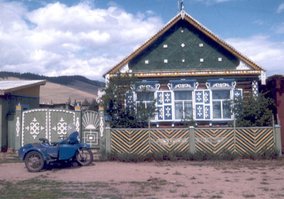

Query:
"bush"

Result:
[[241, 148, 279, 160], [105, 148, 278, 162], [233, 92, 274, 127]]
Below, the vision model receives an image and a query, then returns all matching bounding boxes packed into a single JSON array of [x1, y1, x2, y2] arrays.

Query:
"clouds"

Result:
[[275, 23, 284, 34], [277, 3, 284, 13], [0, 0, 284, 82], [0, 1, 163, 80], [227, 36, 284, 76]]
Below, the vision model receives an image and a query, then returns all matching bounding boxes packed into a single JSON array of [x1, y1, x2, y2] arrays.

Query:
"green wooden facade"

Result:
[[129, 20, 239, 72]]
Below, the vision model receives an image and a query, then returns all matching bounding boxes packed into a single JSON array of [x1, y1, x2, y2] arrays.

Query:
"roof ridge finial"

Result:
[[178, 0, 185, 12]]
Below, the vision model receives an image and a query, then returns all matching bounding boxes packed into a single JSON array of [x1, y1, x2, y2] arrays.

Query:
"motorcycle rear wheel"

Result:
[[76, 148, 93, 166], [24, 151, 45, 172]]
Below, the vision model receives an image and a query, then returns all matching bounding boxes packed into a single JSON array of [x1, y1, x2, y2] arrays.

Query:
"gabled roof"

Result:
[[0, 80, 46, 95], [104, 11, 264, 78]]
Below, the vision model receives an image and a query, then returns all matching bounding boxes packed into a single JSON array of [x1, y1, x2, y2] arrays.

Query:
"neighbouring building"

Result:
[[0, 80, 46, 151], [104, 10, 266, 127], [262, 75, 284, 151]]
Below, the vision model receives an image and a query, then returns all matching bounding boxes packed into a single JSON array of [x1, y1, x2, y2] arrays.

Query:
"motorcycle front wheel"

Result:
[[76, 148, 93, 166]]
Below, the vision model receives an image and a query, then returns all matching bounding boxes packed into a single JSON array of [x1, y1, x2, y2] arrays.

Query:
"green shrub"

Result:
[[105, 148, 278, 162]]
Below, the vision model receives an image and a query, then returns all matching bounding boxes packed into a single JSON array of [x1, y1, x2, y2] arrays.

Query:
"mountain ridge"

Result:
[[0, 72, 105, 104], [0, 71, 105, 87]]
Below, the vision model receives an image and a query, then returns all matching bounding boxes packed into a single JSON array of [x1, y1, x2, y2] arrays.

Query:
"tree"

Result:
[[101, 74, 156, 128], [89, 99, 99, 111], [233, 92, 274, 127]]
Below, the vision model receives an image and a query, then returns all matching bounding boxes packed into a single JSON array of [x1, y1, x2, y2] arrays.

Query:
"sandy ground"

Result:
[[1, 159, 284, 198]]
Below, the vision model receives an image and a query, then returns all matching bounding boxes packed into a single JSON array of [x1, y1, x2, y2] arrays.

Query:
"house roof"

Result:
[[104, 11, 264, 78], [0, 80, 46, 95]]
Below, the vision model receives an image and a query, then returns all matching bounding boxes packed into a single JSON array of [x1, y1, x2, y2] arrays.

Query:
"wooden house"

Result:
[[0, 80, 46, 151], [104, 10, 266, 127]]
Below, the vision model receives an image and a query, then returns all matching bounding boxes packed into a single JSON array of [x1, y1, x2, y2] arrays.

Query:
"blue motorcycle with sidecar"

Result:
[[18, 131, 93, 172]]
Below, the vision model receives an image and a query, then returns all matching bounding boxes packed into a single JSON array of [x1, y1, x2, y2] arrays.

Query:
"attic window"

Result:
[[200, 58, 204, 62], [199, 43, 204, 47], [218, 57, 223, 62], [145, 60, 149, 64], [163, 44, 168, 48], [181, 43, 185, 48], [164, 59, 168, 63]]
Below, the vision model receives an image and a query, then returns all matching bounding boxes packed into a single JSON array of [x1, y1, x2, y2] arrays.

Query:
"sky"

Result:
[[0, 0, 284, 81]]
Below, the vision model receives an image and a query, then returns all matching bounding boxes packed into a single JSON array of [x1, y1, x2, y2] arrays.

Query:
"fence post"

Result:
[[189, 126, 195, 154], [274, 125, 282, 156], [74, 104, 82, 134], [100, 126, 111, 158], [15, 104, 22, 150]]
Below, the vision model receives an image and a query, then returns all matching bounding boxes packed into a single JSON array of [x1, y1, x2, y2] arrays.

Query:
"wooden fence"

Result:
[[105, 127, 281, 156]]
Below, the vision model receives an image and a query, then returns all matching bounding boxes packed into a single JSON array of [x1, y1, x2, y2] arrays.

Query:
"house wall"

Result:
[[0, 86, 41, 151], [0, 99, 8, 151], [275, 80, 284, 152], [13, 86, 40, 98], [127, 76, 258, 126], [263, 76, 284, 152]]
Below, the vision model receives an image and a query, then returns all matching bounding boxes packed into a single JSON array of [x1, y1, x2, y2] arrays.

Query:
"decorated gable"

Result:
[[129, 20, 240, 72]]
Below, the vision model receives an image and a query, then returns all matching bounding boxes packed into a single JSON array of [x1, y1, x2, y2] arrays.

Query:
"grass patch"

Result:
[[180, 192, 189, 198], [169, 189, 177, 193], [0, 179, 117, 199], [0, 177, 175, 199], [246, 177, 256, 181], [242, 193, 256, 198], [173, 171, 182, 175], [210, 195, 223, 199]]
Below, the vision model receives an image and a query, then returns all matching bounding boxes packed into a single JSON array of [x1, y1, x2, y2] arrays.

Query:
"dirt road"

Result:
[[1, 159, 284, 198]]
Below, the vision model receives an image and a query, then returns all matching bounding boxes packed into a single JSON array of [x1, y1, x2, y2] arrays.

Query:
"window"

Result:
[[136, 91, 154, 108], [194, 90, 211, 120], [157, 91, 173, 120], [212, 90, 231, 119], [174, 91, 193, 120]]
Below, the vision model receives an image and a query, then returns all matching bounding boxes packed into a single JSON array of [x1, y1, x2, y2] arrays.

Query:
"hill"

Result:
[[0, 72, 105, 104]]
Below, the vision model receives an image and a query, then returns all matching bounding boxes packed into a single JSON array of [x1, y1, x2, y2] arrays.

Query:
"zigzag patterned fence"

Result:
[[194, 128, 235, 155], [111, 129, 150, 156], [110, 127, 276, 156], [235, 127, 274, 156], [150, 129, 190, 154], [111, 128, 190, 156]]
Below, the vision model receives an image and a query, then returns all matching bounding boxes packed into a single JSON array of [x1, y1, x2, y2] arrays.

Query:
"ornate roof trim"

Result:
[[108, 70, 262, 78], [104, 11, 264, 77]]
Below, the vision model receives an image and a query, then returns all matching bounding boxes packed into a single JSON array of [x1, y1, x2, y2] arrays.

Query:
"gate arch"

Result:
[[82, 110, 101, 148]]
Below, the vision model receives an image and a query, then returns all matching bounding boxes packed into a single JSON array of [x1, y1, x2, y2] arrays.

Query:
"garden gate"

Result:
[[14, 106, 104, 150]]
